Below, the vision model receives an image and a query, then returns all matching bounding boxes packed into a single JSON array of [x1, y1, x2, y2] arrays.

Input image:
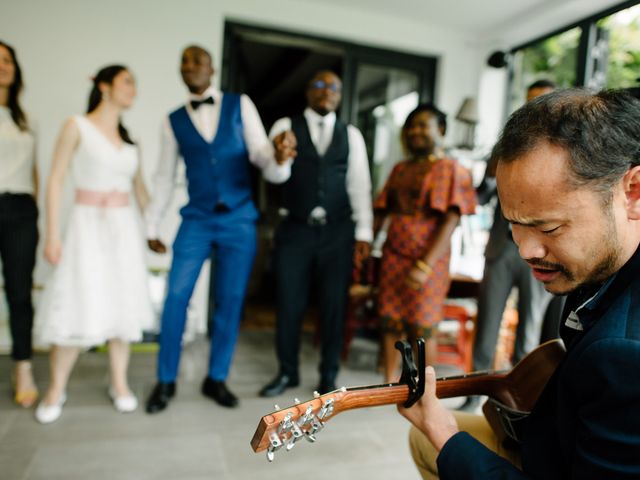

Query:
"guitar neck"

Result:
[[335, 372, 506, 414], [251, 340, 565, 456]]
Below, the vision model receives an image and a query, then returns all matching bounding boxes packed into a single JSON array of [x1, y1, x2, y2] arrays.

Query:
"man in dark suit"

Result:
[[260, 70, 373, 396], [400, 89, 640, 478]]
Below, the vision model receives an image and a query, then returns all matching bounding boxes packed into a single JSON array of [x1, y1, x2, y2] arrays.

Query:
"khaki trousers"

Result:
[[409, 412, 521, 479]]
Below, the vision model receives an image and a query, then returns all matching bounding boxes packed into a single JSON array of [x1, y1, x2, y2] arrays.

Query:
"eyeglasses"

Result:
[[310, 80, 342, 92]]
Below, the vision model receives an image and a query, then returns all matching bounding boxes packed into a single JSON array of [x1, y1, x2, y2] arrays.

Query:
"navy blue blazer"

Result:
[[437, 245, 640, 479]]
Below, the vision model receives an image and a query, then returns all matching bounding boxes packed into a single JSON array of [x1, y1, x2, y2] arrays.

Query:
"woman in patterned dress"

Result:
[[374, 104, 476, 382]]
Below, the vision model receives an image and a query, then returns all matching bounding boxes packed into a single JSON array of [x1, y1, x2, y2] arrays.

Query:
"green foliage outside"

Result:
[[511, 4, 640, 109], [598, 7, 640, 88], [520, 28, 581, 88], [509, 27, 581, 110]]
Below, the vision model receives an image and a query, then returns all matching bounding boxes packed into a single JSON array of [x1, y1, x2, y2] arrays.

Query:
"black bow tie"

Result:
[[190, 96, 215, 110]]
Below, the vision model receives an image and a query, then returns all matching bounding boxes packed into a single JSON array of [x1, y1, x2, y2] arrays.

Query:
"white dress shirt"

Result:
[[146, 86, 289, 238], [269, 108, 374, 243], [0, 106, 35, 194]]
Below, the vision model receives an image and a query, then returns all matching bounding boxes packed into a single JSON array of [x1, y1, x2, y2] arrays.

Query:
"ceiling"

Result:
[[312, 0, 554, 34], [298, 0, 628, 43]]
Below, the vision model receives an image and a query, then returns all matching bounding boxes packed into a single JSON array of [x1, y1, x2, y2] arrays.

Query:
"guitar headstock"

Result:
[[250, 388, 347, 461], [250, 340, 426, 462]]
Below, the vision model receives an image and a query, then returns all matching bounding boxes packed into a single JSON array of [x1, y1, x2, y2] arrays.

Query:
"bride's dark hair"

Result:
[[87, 65, 135, 145]]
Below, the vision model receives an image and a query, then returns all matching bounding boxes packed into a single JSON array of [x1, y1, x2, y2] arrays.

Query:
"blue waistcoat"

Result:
[[169, 93, 255, 220]]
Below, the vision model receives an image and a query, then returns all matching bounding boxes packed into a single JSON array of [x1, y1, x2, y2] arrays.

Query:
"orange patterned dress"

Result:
[[374, 157, 477, 338]]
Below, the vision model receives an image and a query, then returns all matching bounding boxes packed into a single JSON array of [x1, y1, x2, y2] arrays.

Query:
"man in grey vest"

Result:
[[460, 80, 561, 412], [260, 70, 373, 396]]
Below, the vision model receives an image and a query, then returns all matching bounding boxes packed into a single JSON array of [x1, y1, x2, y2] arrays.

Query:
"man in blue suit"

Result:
[[145, 45, 293, 412], [400, 89, 640, 478]]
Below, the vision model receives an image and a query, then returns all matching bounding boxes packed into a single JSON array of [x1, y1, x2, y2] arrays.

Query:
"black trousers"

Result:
[[274, 218, 354, 381], [0, 194, 38, 360]]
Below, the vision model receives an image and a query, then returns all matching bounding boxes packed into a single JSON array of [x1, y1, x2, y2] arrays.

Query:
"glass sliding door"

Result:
[[351, 63, 421, 194]]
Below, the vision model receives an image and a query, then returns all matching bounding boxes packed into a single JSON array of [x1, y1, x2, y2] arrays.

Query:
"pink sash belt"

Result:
[[75, 189, 129, 207]]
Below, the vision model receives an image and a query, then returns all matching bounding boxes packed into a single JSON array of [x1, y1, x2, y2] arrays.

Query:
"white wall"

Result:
[[2, 0, 481, 279]]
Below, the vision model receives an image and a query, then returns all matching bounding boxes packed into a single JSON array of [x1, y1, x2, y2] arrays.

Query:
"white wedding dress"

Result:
[[35, 116, 154, 347]]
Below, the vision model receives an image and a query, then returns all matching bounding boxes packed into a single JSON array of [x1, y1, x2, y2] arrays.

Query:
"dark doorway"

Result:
[[217, 21, 438, 315], [222, 27, 344, 131]]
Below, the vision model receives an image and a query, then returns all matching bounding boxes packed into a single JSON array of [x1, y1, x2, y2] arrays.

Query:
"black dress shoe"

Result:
[[202, 377, 238, 408], [456, 395, 481, 412], [145, 382, 176, 414], [259, 373, 299, 397], [315, 380, 337, 395]]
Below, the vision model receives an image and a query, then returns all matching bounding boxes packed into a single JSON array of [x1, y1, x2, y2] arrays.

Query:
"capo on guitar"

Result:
[[395, 339, 426, 408]]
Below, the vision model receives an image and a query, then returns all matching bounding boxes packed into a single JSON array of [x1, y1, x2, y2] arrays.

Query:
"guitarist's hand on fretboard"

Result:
[[398, 365, 460, 451]]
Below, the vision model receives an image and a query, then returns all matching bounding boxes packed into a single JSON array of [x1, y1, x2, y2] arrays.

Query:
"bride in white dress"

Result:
[[35, 65, 154, 423]]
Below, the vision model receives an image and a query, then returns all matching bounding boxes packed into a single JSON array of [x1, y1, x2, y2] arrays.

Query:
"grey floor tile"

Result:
[[0, 441, 36, 480], [0, 329, 441, 480], [26, 434, 226, 480]]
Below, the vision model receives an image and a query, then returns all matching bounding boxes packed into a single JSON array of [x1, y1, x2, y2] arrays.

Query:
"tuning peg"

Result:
[[278, 412, 294, 434], [294, 398, 300, 405], [304, 416, 324, 443], [266, 432, 284, 462], [274, 404, 280, 411], [297, 405, 314, 427], [285, 423, 303, 451], [317, 398, 334, 420], [313, 391, 320, 398]]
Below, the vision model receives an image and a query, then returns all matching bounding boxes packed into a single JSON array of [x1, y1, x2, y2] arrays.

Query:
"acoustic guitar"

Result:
[[251, 338, 565, 461]]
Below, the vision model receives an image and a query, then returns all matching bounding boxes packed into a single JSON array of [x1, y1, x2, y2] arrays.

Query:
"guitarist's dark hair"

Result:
[[492, 89, 640, 207]]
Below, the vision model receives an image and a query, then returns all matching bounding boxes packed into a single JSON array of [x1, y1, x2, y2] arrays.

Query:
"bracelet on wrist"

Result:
[[415, 259, 433, 275]]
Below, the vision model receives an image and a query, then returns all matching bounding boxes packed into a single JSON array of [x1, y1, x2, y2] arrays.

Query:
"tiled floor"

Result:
[[0, 330, 467, 480]]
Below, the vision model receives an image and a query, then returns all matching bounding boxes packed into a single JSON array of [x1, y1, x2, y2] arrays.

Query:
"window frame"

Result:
[[507, 1, 639, 98]]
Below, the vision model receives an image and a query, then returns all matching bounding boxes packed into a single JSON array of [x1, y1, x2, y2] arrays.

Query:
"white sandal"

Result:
[[35, 393, 67, 424], [109, 388, 138, 413]]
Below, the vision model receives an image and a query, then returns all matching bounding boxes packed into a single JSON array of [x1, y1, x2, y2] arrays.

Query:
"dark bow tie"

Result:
[[190, 96, 215, 110]]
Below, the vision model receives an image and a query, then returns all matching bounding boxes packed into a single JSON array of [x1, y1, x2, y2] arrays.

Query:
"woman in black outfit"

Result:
[[0, 40, 39, 407]]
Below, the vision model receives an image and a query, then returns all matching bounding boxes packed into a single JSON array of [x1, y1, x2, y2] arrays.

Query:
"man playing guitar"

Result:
[[400, 89, 640, 479]]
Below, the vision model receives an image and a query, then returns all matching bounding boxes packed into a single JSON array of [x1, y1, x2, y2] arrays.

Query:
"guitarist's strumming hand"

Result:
[[398, 366, 459, 452]]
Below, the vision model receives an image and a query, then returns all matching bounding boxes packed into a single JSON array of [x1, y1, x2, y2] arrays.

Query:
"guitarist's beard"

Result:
[[530, 218, 621, 296], [540, 251, 620, 295], [566, 210, 622, 295], [579, 248, 619, 291]]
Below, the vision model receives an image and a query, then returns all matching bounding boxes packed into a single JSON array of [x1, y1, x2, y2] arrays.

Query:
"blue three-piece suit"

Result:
[[157, 93, 257, 383]]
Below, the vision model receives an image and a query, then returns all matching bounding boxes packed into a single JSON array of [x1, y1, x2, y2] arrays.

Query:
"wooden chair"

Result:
[[435, 303, 476, 372]]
